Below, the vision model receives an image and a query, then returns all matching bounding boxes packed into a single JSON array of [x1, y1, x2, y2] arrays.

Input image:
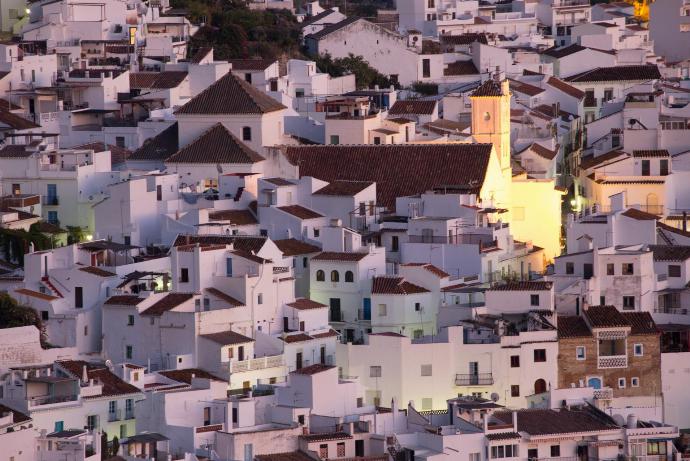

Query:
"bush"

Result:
[[0, 293, 46, 346], [313, 53, 394, 90]]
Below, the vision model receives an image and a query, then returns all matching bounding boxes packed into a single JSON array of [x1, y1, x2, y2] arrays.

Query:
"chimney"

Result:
[[512, 411, 518, 431], [82, 365, 88, 383]]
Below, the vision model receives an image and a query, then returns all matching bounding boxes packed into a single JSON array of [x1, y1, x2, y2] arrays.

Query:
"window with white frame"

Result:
[[576, 346, 586, 360], [634, 343, 644, 356], [491, 445, 518, 459]]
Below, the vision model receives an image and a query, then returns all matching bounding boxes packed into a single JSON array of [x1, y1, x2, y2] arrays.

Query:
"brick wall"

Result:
[[558, 333, 661, 397]]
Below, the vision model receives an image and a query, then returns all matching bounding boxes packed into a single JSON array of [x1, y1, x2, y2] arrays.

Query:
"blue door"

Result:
[[54, 420, 64, 432], [46, 184, 57, 205], [363, 298, 371, 320], [587, 377, 602, 389]]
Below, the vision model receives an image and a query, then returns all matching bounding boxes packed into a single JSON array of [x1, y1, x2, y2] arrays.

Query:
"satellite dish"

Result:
[[105, 359, 113, 370], [491, 392, 500, 402]]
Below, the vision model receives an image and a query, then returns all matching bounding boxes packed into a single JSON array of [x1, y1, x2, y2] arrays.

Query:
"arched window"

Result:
[[345, 271, 354, 282], [331, 270, 340, 282], [534, 378, 547, 394], [316, 270, 325, 281], [242, 126, 252, 141]]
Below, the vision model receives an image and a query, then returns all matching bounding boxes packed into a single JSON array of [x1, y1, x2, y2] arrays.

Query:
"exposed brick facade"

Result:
[[558, 332, 661, 397]]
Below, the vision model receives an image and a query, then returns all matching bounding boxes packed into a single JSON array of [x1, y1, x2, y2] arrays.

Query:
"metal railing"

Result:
[[28, 394, 79, 407], [408, 234, 494, 246], [229, 354, 284, 373], [455, 373, 494, 386], [42, 195, 59, 206]]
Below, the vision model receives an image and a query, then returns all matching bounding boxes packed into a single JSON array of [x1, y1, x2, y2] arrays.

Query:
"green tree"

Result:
[[111, 436, 120, 457], [313, 53, 393, 90], [0, 293, 46, 346]]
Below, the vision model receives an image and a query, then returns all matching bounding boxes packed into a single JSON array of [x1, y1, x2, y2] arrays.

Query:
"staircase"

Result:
[[41, 276, 64, 298]]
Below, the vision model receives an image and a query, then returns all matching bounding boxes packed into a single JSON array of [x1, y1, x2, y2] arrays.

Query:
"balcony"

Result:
[[553, 0, 589, 7], [229, 354, 284, 373], [408, 233, 494, 247], [455, 373, 494, 386], [42, 195, 59, 206], [654, 307, 688, 315], [28, 394, 79, 407], [584, 97, 598, 108], [593, 388, 613, 400], [598, 355, 628, 369]]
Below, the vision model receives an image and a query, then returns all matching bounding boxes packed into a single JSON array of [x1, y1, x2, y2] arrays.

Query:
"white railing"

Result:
[[230, 355, 284, 373], [593, 388, 613, 400], [598, 355, 627, 369]]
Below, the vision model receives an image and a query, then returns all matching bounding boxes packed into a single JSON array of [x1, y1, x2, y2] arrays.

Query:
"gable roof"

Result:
[[471, 79, 504, 97], [541, 43, 587, 59], [508, 78, 545, 96], [166, 123, 264, 164], [579, 150, 627, 170], [558, 316, 592, 338], [372, 276, 430, 295], [389, 100, 437, 115], [140, 293, 194, 316], [281, 144, 493, 209], [566, 65, 661, 83], [622, 311, 658, 335], [79, 266, 117, 277], [620, 208, 659, 221], [546, 77, 585, 99], [529, 143, 559, 160], [0, 111, 40, 130], [208, 209, 258, 225], [274, 238, 321, 256], [584, 305, 629, 329], [205, 287, 244, 306], [313, 180, 373, 196], [305, 16, 361, 40], [158, 368, 224, 384], [286, 298, 328, 310], [649, 245, 690, 262], [129, 71, 188, 89], [175, 72, 285, 115], [400, 262, 449, 278], [229, 58, 276, 71], [128, 122, 179, 161], [57, 360, 141, 398]]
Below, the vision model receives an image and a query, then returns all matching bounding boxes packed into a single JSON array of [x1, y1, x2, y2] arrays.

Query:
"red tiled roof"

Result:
[[229, 58, 276, 70], [57, 360, 142, 398], [201, 330, 254, 345], [189, 47, 212, 64], [129, 71, 188, 89], [566, 65, 661, 83], [541, 43, 586, 58], [440, 33, 488, 46], [208, 209, 258, 225], [620, 208, 659, 221], [492, 407, 618, 435], [401, 262, 449, 278], [15, 288, 58, 301], [632, 149, 669, 158], [508, 78, 545, 96], [471, 79, 504, 97], [444, 60, 479, 76], [274, 238, 321, 256], [281, 333, 314, 343], [489, 281, 552, 291], [158, 368, 225, 384], [530, 143, 559, 160], [313, 180, 373, 196], [312, 251, 368, 262], [389, 100, 437, 115], [372, 276, 430, 295], [649, 245, 690, 262], [166, 123, 264, 164], [584, 305, 629, 329], [281, 144, 493, 209], [286, 298, 327, 310], [311, 329, 339, 339], [128, 122, 178, 161], [140, 293, 194, 316], [622, 311, 659, 335], [300, 431, 352, 442], [486, 432, 522, 441], [579, 150, 627, 170], [172, 235, 267, 253], [256, 452, 314, 461], [175, 72, 285, 115], [104, 295, 144, 306], [292, 364, 335, 375], [370, 331, 407, 337], [557, 316, 592, 338], [277, 205, 324, 220], [546, 77, 585, 99], [79, 266, 117, 277]]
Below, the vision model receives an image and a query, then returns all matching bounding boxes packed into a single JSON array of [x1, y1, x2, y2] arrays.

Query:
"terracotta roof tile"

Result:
[[489, 281, 552, 291], [440, 33, 488, 46], [79, 266, 117, 277], [208, 209, 257, 225], [312, 251, 368, 262], [314, 180, 373, 196], [172, 235, 267, 253], [546, 77, 585, 99], [281, 333, 315, 343], [57, 360, 141, 398], [486, 432, 522, 440], [584, 305, 629, 329], [292, 364, 335, 375], [201, 330, 254, 345], [444, 60, 479, 76], [471, 79, 504, 97], [530, 143, 559, 160], [282, 144, 493, 209], [492, 407, 618, 435], [372, 276, 430, 295], [166, 123, 264, 164], [158, 368, 224, 383], [286, 298, 327, 310], [274, 238, 321, 256], [389, 100, 437, 115], [229, 58, 276, 70], [579, 150, 627, 170], [129, 71, 188, 89], [620, 208, 659, 221], [400, 262, 449, 278], [557, 316, 592, 338], [128, 122, 179, 161], [300, 431, 352, 442], [649, 245, 690, 262], [622, 311, 658, 335], [632, 149, 669, 158], [256, 452, 314, 461], [566, 65, 660, 83], [140, 293, 194, 316], [15, 288, 58, 301], [104, 295, 144, 306], [175, 72, 285, 115], [189, 47, 212, 63], [541, 43, 586, 58], [508, 78, 545, 96], [277, 205, 324, 220]]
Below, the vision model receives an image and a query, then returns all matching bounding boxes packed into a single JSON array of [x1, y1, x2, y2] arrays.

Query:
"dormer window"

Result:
[[242, 126, 251, 141]]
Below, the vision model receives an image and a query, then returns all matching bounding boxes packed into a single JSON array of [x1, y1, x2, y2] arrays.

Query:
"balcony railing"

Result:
[[654, 307, 688, 315], [408, 234, 494, 246], [455, 373, 494, 386], [593, 388, 613, 400], [28, 394, 79, 407], [598, 355, 627, 369], [229, 354, 284, 373]]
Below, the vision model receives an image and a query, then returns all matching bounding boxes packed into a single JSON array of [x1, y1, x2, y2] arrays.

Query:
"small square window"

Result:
[[510, 355, 520, 367], [415, 302, 421, 311], [370, 366, 382, 377], [606, 263, 615, 275], [622, 263, 634, 275], [566, 262, 574, 274], [313, 228, 320, 238], [623, 296, 635, 310], [511, 385, 520, 397], [576, 346, 586, 360], [618, 377, 626, 389], [530, 294, 539, 306], [127, 315, 134, 326], [631, 377, 640, 387], [534, 349, 546, 362], [550, 445, 560, 457], [421, 364, 432, 376], [634, 343, 643, 356], [669, 265, 681, 277]]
